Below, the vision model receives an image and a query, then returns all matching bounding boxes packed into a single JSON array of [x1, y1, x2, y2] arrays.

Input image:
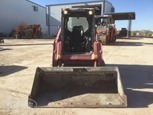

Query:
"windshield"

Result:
[[67, 17, 89, 32]]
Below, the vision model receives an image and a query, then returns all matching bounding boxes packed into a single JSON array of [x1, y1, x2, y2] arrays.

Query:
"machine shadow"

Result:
[[117, 36, 143, 40], [0, 48, 12, 51], [36, 85, 117, 107], [107, 41, 144, 46], [131, 36, 153, 38], [0, 43, 52, 47], [0, 65, 27, 77], [145, 43, 153, 45], [34, 73, 118, 107], [14, 37, 54, 39], [106, 64, 153, 108]]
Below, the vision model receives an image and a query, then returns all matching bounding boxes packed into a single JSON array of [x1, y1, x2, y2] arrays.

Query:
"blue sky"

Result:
[[31, 0, 153, 31]]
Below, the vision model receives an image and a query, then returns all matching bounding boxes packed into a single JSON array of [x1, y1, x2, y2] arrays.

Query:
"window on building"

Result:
[[33, 6, 38, 12]]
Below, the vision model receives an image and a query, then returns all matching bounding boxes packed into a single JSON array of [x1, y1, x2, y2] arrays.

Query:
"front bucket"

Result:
[[28, 67, 127, 108]]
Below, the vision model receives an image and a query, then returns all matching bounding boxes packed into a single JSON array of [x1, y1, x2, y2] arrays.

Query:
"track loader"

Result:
[[28, 8, 127, 108]]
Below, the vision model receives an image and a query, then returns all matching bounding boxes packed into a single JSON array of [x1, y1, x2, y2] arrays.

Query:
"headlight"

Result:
[[88, 11, 93, 15], [63, 10, 68, 15]]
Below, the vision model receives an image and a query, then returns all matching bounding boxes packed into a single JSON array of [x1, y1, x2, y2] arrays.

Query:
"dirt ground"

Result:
[[0, 37, 153, 115]]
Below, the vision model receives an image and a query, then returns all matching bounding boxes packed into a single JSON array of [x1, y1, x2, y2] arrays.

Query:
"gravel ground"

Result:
[[0, 37, 153, 115]]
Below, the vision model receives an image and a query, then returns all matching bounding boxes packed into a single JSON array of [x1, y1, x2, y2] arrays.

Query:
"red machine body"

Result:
[[52, 28, 104, 67]]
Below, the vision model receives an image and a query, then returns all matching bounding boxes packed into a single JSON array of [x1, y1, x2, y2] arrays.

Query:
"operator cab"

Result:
[[96, 15, 116, 34], [61, 8, 95, 54], [96, 18, 107, 31]]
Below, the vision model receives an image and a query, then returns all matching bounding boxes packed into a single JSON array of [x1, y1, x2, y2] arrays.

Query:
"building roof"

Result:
[[104, 12, 136, 20], [26, 0, 46, 8], [46, 0, 105, 6]]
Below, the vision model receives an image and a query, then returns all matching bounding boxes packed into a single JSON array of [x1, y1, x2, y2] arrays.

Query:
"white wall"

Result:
[[0, 0, 47, 36], [47, 2, 103, 35]]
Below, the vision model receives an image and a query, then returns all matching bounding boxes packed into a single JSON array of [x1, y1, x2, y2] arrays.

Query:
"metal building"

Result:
[[0, 0, 47, 36], [46, 0, 115, 35]]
